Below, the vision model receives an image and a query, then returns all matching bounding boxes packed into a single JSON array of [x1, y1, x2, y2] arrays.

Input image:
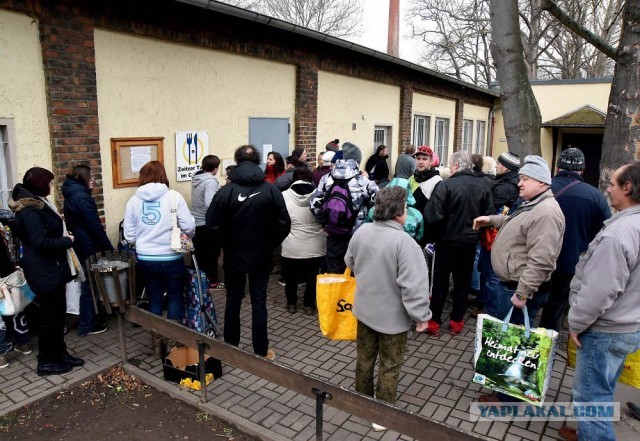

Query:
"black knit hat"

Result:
[[497, 151, 521, 172], [557, 148, 585, 171]]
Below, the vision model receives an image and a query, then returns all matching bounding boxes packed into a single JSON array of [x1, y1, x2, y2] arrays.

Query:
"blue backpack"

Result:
[[322, 177, 357, 235]]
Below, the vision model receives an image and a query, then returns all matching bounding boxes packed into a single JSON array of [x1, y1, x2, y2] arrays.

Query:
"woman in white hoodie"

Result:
[[281, 167, 326, 314], [123, 161, 195, 330]]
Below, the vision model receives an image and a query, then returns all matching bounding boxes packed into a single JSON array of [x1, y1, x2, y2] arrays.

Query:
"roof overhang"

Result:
[[542, 105, 606, 128]]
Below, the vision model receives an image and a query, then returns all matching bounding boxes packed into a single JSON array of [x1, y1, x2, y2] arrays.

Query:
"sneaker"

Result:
[[278, 279, 286, 287], [14, 344, 32, 355], [287, 304, 297, 313], [209, 282, 225, 290], [88, 323, 108, 335], [264, 349, 276, 361], [558, 426, 578, 441], [426, 320, 441, 336], [304, 306, 315, 316], [470, 306, 484, 317], [371, 423, 387, 432], [0, 354, 8, 369], [449, 320, 465, 335]]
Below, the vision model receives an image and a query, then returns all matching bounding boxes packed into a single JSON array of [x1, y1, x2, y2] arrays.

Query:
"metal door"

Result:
[[248, 118, 290, 165]]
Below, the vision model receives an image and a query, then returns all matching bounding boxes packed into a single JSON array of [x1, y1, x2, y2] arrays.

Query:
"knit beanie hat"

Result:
[[519, 155, 551, 185], [331, 150, 344, 163], [557, 148, 585, 171], [322, 151, 335, 166], [342, 142, 362, 164], [497, 151, 521, 171], [325, 140, 340, 152]]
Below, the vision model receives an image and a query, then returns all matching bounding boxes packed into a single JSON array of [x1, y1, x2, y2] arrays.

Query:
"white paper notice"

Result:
[[262, 144, 273, 162], [130, 146, 152, 173]]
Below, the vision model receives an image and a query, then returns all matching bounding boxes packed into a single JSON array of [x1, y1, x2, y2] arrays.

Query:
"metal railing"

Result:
[[119, 306, 480, 441]]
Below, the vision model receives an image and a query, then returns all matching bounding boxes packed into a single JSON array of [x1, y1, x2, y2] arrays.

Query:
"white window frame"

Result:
[[434, 117, 450, 165], [373, 125, 393, 153], [475, 120, 487, 155], [0, 120, 18, 211], [412, 114, 430, 147], [462, 119, 473, 152]]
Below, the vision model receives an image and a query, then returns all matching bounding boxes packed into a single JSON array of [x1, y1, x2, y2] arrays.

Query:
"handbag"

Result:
[[472, 307, 558, 406], [316, 268, 357, 340], [169, 190, 194, 253], [0, 269, 36, 316], [66, 278, 82, 315]]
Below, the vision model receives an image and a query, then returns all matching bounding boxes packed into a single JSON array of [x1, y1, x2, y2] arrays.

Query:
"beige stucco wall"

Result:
[[492, 81, 611, 165], [0, 10, 52, 186], [317, 71, 400, 168], [411, 92, 456, 163], [95, 29, 296, 242]]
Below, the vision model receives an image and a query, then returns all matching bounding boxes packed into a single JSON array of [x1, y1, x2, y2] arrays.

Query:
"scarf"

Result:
[[413, 168, 440, 183]]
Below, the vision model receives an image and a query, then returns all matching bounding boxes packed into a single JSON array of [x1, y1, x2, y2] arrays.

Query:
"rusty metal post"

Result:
[[197, 340, 208, 403], [312, 388, 332, 441]]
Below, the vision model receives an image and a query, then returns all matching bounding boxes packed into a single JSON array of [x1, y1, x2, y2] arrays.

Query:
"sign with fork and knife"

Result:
[[175, 131, 209, 181]]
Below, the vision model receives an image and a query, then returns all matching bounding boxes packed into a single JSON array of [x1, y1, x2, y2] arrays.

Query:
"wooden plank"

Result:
[[126, 307, 480, 441]]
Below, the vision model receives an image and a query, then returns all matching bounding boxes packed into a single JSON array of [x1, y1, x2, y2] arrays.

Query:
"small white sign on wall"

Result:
[[175, 131, 209, 181]]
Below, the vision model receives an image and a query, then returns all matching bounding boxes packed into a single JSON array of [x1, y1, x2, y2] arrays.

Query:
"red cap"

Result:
[[415, 145, 434, 157]]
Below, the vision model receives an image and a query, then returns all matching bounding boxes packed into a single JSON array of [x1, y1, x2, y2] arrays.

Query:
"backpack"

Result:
[[321, 177, 357, 235]]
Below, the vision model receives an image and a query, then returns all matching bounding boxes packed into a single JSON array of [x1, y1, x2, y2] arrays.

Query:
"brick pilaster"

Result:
[[38, 3, 103, 216], [295, 63, 318, 159], [399, 81, 413, 153], [453, 97, 464, 151]]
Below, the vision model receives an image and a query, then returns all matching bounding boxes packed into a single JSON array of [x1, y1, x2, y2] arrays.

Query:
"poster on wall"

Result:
[[175, 131, 209, 181]]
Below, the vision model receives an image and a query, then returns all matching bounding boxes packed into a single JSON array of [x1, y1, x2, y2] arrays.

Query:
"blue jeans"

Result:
[[137, 259, 185, 320], [574, 330, 640, 441], [484, 282, 549, 326], [223, 270, 270, 356], [0, 312, 30, 355], [470, 244, 481, 291]]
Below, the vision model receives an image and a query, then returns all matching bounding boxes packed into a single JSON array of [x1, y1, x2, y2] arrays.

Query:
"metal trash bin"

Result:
[[95, 260, 130, 304], [87, 251, 137, 314]]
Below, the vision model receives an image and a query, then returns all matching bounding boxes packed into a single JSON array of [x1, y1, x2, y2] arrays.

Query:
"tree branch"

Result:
[[541, 0, 618, 59]]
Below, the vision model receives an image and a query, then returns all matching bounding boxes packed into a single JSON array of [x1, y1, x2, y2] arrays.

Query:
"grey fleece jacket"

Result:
[[191, 171, 220, 226], [568, 204, 640, 334], [345, 220, 432, 334]]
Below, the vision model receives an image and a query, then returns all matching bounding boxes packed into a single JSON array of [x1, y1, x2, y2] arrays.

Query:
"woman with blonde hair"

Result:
[[123, 161, 195, 354]]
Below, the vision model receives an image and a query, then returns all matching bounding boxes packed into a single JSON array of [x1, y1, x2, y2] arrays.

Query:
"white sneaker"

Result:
[[371, 423, 387, 432], [0, 354, 8, 369]]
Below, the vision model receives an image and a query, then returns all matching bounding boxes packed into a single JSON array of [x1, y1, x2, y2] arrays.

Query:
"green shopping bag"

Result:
[[472, 307, 558, 406]]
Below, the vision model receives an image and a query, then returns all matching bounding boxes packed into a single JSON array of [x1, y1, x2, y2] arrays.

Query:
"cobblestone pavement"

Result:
[[1, 275, 639, 440]]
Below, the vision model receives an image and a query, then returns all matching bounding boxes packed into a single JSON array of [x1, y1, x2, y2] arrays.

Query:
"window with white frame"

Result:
[[0, 120, 14, 209], [475, 120, 486, 155], [412, 115, 430, 147], [462, 119, 473, 152], [434, 117, 449, 165]]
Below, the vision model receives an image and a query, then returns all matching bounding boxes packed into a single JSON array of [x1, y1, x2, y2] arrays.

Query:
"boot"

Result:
[[151, 331, 162, 357]]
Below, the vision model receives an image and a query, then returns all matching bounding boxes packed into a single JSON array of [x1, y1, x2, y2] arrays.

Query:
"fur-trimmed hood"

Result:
[[9, 184, 45, 212]]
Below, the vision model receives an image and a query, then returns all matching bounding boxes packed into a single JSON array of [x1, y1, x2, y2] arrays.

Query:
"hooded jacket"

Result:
[[191, 171, 220, 227], [568, 204, 640, 334], [488, 189, 565, 298], [309, 159, 379, 235], [206, 161, 291, 273], [123, 183, 195, 261], [62, 177, 114, 263], [281, 180, 326, 259], [492, 170, 520, 212], [9, 184, 73, 293], [394, 153, 416, 179]]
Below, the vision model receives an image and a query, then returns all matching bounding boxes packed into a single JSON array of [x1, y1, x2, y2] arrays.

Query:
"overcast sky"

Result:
[[345, 1, 423, 64]]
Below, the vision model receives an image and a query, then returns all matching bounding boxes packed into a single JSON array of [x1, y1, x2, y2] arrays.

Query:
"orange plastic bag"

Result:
[[316, 269, 357, 340]]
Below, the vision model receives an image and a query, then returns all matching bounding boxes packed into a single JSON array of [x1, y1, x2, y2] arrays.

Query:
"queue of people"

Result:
[[1, 140, 638, 441]]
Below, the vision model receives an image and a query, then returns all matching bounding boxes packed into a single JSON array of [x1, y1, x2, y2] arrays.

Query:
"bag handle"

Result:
[[169, 190, 178, 229], [343, 268, 353, 279], [501, 306, 531, 338]]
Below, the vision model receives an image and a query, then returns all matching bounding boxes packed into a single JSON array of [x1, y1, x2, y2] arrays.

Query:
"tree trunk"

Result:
[[599, 0, 640, 192], [489, 0, 542, 157]]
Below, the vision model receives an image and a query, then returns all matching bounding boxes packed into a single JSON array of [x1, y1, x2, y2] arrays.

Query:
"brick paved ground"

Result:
[[1, 275, 639, 440]]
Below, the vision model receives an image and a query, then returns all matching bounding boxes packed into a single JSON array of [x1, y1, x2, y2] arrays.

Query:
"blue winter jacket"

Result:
[[551, 171, 610, 274], [62, 177, 114, 263]]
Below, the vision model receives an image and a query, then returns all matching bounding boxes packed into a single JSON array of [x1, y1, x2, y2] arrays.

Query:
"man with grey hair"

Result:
[[424, 150, 494, 336]]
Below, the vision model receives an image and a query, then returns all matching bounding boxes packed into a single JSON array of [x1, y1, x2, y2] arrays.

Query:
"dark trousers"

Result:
[[355, 321, 408, 404], [36, 285, 67, 363], [539, 270, 573, 332], [193, 225, 220, 285], [324, 234, 351, 274], [282, 256, 322, 307], [430, 242, 477, 323], [224, 270, 270, 356]]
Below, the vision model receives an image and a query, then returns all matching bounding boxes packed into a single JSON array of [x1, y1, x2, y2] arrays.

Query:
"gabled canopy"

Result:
[[542, 105, 606, 128]]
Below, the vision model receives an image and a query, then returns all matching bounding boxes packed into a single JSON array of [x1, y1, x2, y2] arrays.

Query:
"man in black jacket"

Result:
[[424, 151, 493, 336], [492, 151, 521, 212], [207, 145, 291, 360]]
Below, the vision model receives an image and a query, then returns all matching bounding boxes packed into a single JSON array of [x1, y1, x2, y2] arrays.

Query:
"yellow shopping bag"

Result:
[[316, 268, 357, 340], [568, 338, 640, 389]]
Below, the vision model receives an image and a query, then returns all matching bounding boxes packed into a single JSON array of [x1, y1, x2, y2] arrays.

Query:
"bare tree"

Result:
[[490, 0, 542, 156]]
